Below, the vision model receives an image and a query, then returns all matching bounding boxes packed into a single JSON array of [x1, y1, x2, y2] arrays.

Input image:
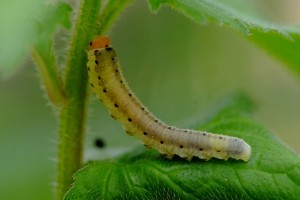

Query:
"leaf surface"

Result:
[[65, 95, 300, 200], [147, 0, 300, 76]]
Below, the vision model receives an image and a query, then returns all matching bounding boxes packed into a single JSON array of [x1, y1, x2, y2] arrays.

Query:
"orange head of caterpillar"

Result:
[[89, 36, 111, 50]]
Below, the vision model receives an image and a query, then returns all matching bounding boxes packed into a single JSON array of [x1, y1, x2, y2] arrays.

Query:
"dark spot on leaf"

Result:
[[94, 138, 105, 148]]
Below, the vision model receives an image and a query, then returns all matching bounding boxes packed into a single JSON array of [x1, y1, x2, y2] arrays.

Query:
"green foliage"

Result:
[[97, 0, 133, 34], [31, 2, 71, 106], [2, 0, 300, 199], [0, 1, 71, 77], [148, 0, 300, 76], [65, 95, 300, 199]]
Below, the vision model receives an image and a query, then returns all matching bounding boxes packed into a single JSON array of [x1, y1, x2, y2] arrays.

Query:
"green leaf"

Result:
[[32, 1, 71, 56], [30, 2, 71, 106], [147, 0, 300, 77], [97, 0, 134, 34], [0, 1, 71, 78], [64, 95, 300, 199]]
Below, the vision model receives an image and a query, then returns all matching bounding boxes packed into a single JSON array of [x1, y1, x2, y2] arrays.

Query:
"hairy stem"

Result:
[[56, 0, 101, 199], [56, 0, 134, 199]]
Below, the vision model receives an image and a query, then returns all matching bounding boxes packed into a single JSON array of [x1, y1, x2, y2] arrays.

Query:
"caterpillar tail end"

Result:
[[239, 142, 251, 162]]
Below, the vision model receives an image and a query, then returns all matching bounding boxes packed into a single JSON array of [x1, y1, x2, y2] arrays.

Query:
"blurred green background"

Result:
[[0, 0, 300, 199]]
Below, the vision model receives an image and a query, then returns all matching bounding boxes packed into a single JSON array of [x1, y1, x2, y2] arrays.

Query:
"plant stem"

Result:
[[56, 0, 134, 198], [56, 0, 101, 199]]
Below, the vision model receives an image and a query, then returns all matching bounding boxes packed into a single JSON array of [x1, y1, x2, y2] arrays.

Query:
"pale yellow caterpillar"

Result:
[[87, 36, 251, 161]]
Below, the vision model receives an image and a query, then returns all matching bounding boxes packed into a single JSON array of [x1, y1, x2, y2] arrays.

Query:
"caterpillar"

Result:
[[87, 36, 251, 161]]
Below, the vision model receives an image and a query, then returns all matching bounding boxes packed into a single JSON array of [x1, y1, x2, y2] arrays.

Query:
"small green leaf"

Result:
[[31, 47, 66, 106], [32, 1, 71, 55], [30, 2, 71, 106], [0, 1, 71, 78], [97, 0, 134, 34], [65, 95, 300, 199], [147, 0, 300, 76]]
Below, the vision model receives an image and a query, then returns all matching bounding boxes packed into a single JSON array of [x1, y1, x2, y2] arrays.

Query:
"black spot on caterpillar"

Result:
[[87, 36, 251, 161]]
